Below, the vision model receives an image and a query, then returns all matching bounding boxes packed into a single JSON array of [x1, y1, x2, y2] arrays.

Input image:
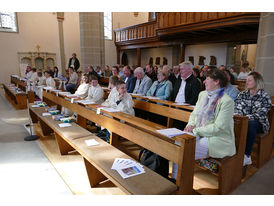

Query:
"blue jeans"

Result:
[[245, 120, 263, 156]]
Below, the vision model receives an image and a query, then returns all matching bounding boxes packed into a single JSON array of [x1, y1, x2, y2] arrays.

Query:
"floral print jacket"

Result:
[[235, 89, 272, 133]]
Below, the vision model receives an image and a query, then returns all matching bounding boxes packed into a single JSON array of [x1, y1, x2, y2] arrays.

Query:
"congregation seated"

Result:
[[192, 67, 202, 90], [44, 71, 56, 89], [32, 69, 46, 100], [86, 76, 104, 104], [168, 65, 180, 87], [230, 67, 238, 80], [146, 70, 173, 100], [118, 65, 124, 77], [29, 68, 38, 83], [122, 65, 136, 93], [145, 64, 157, 82], [65, 66, 78, 93], [102, 77, 135, 116], [74, 74, 90, 98], [53, 66, 61, 78], [172, 69, 236, 179], [171, 61, 201, 105], [45, 66, 54, 78], [75, 71, 83, 89], [103, 65, 111, 77], [132, 67, 152, 95], [234, 71, 272, 166], [224, 69, 239, 101], [238, 61, 251, 80], [111, 65, 122, 79], [86, 65, 98, 81], [24, 65, 33, 80]]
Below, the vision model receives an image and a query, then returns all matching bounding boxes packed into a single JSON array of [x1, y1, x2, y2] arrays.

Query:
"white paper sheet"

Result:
[[146, 96, 160, 100], [85, 139, 100, 146], [76, 100, 96, 105], [173, 102, 189, 106], [58, 123, 72, 128], [42, 112, 51, 116], [31, 105, 40, 108], [101, 107, 120, 113], [156, 128, 193, 138]]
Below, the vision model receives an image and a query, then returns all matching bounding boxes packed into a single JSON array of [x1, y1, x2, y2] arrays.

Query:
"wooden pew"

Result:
[[29, 105, 178, 195], [194, 115, 248, 194], [42, 89, 196, 195], [235, 80, 246, 91], [10, 75, 35, 103], [3, 83, 27, 109], [253, 105, 274, 168]]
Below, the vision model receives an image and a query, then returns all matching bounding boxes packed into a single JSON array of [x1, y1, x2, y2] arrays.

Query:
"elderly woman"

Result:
[[146, 70, 173, 100], [172, 69, 236, 179], [235, 72, 272, 166]]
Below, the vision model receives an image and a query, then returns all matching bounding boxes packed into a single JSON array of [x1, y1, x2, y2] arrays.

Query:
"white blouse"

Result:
[[75, 83, 90, 98], [86, 84, 104, 104], [46, 76, 56, 88]]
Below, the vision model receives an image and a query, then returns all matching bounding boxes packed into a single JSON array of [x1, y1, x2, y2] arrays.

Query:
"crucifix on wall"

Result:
[[36, 45, 40, 53]]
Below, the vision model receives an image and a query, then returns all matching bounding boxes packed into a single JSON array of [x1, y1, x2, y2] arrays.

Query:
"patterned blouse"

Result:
[[235, 89, 272, 133]]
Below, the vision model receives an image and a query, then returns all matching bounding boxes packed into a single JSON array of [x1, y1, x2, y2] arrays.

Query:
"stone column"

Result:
[[79, 12, 105, 70], [57, 12, 66, 75], [255, 12, 274, 96]]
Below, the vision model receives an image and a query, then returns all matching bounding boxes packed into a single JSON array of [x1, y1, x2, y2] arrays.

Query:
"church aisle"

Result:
[[0, 87, 72, 195]]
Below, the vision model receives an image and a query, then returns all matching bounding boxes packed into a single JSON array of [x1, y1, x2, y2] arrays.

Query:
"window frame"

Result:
[[0, 12, 18, 33], [104, 12, 113, 41]]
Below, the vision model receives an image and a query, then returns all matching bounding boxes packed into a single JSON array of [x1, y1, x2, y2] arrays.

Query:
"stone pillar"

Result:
[[57, 12, 66, 75], [79, 12, 105, 70], [255, 12, 274, 96]]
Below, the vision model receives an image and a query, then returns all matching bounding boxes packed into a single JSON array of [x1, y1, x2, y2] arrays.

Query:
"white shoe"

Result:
[[243, 154, 252, 166]]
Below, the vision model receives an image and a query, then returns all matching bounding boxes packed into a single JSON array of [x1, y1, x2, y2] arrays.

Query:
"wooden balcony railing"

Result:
[[157, 12, 245, 28], [114, 12, 260, 45], [115, 20, 157, 42]]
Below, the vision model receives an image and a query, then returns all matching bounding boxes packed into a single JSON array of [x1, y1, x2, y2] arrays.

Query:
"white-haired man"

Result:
[[171, 61, 200, 105], [133, 67, 152, 95]]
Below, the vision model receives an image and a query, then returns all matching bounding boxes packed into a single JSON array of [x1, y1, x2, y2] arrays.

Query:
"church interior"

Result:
[[0, 3, 274, 204]]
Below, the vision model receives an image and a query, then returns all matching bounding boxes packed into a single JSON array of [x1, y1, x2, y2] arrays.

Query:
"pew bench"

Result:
[[29, 104, 178, 195], [42, 89, 197, 194], [67, 135, 178, 195], [29, 104, 92, 155], [3, 83, 27, 109], [253, 105, 274, 168], [193, 115, 248, 194]]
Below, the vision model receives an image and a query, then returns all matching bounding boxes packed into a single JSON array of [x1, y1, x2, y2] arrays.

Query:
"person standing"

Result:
[[68, 53, 80, 72]]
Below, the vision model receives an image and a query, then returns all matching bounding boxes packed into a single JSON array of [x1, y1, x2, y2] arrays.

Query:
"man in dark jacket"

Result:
[[122, 65, 136, 93], [171, 61, 200, 105], [68, 53, 80, 72]]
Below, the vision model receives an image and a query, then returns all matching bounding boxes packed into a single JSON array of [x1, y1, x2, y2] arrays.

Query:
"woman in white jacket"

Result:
[[86, 76, 104, 104]]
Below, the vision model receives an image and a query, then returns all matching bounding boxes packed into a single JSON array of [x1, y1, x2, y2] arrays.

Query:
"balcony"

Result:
[[114, 12, 260, 48]]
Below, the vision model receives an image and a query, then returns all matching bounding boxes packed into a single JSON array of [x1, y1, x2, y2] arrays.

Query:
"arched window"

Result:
[[0, 12, 17, 32], [104, 12, 112, 40]]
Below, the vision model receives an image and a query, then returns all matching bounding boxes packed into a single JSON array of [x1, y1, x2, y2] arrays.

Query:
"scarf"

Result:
[[196, 88, 225, 128]]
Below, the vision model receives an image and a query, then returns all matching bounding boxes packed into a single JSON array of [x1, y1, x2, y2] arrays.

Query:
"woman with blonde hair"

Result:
[[235, 72, 272, 166]]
